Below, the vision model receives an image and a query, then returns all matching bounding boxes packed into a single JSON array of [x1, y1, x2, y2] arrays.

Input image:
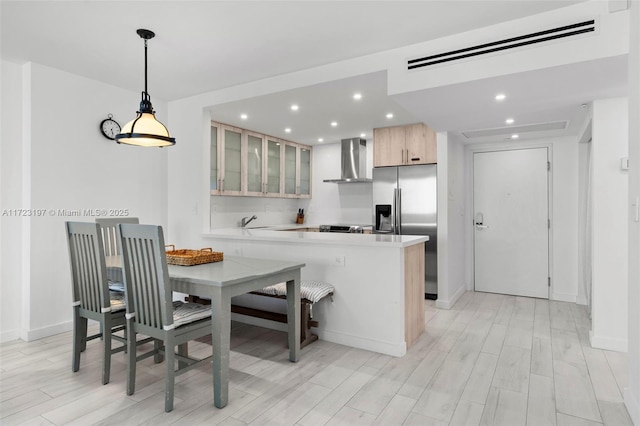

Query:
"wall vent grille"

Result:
[[462, 121, 568, 139], [408, 19, 595, 70]]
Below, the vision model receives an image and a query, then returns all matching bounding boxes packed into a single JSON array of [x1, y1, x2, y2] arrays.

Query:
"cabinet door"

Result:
[[406, 123, 437, 165], [299, 146, 311, 197], [265, 138, 282, 195], [210, 123, 220, 193], [221, 125, 243, 194], [374, 126, 405, 167], [284, 143, 297, 196], [245, 132, 265, 195]]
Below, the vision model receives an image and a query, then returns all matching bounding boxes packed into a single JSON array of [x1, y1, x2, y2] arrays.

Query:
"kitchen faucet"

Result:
[[241, 215, 257, 227]]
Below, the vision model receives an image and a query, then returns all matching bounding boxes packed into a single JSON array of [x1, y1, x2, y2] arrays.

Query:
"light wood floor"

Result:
[[0, 291, 633, 426]]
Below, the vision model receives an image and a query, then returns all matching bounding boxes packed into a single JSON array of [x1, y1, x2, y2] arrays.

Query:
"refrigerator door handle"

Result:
[[395, 188, 402, 235], [392, 188, 397, 234]]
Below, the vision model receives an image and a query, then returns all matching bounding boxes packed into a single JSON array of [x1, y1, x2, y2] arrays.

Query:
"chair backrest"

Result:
[[118, 223, 173, 331], [95, 217, 139, 256], [66, 221, 110, 313]]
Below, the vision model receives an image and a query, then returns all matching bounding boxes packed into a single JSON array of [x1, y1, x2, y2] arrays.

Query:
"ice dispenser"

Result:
[[375, 204, 393, 233]]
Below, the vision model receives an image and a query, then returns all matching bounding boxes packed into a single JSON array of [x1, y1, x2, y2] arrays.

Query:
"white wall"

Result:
[[577, 135, 593, 307], [626, 1, 640, 422], [302, 141, 373, 226], [465, 136, 579, 302], [590, 97, 628, 352], [210, 196, 302, 229], [436, 132, 467, 309], [0, 62, 169, 341], [1, 60, 24, 342]]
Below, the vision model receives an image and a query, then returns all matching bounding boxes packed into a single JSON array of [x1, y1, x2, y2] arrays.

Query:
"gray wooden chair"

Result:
[[118, 223, 213, 412], [96, 217, 139, 283], [65, 221, 127, 385]]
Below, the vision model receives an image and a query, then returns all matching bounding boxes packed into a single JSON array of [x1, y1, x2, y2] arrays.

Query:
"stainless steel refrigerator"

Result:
[[372, 164, 437, 298]]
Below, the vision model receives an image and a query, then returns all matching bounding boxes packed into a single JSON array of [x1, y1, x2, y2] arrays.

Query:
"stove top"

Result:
[[319, 224, 364, 233]]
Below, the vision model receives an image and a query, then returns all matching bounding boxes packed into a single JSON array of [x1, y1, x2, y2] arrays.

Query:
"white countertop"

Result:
[[203, 225, 428, 248]]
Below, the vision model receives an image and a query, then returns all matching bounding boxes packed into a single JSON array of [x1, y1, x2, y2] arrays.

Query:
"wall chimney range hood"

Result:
[[323, 138, 372, 183]]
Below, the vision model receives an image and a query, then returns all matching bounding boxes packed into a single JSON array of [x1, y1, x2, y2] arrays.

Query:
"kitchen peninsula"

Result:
[[204, 226, 428, 356]]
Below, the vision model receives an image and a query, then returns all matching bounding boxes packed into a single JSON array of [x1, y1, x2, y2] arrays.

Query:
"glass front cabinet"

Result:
[[210, 121, 311, 198]]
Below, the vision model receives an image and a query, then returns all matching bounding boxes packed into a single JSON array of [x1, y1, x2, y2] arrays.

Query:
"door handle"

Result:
[[474, 212, 487, 230]]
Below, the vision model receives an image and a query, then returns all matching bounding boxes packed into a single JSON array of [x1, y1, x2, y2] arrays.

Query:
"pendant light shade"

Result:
[[115, 29, 175, 147]]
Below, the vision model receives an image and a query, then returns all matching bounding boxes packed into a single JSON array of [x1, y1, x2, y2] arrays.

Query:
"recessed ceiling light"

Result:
[[284, 128, 291, 133], [331, 121, 338, 127], [511, 134, 519, 139], [505, 118, 514, 124], [290, 104, 299, 111], [240, 114, 248, 120], [318, 138, 324, 142], [353, 93, 362, 100], [386, 113, 394, 119], [495, 93, 506, 101], [360, 133, 366, 138]]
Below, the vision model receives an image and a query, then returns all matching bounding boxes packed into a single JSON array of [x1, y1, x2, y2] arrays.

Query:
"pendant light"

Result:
[[115, 29, 175, 147]]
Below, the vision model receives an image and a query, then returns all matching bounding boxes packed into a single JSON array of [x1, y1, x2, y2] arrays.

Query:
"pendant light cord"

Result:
[[144, 38, 148, 97]]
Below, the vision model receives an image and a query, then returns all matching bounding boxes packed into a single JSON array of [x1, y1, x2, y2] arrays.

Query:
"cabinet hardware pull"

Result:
[[411, 157, 420, 161]]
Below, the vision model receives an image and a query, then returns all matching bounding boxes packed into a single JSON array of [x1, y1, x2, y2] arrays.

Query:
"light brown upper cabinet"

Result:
[[210, 121, 312, 198], [373, 123, 437, 167]]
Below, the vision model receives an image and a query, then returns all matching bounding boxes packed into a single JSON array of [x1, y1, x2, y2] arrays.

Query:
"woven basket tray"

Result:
[[165, 245, 224, 266]]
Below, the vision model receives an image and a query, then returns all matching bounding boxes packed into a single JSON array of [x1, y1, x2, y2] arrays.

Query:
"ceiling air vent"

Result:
[[408, 19, 595, 70], [462, 121, 568, 139]]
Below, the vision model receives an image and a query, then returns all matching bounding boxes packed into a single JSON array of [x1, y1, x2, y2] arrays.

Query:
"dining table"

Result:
[[106, 254, 305, 408]]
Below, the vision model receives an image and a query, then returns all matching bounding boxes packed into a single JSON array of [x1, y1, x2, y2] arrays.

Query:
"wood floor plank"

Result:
[[397, 350, 447, 399], [412, 359, 474, 422], [450, 399, 484, 426], [492, 346, 531, 394], [583, 347, 623, 403], [554, 360, 602, 423], [460, 352, 499, 404], [531, 336, 553, 378], [481, 324, 507, 355], [551, 328, 586, 366], [480, 387, 527, 426], [557, 413, 603, 426], [596, 400, 634, 426], [371, 394, 416, 425], [526, 373, 556, 426], [297, 367, 375, 426], [325, 406, 377, 426]]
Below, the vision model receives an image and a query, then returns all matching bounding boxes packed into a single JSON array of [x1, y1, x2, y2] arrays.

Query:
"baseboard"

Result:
[[551, 292, 577, 303], [436, 286, 466, 310], [0, 329, 21, 343], [317, 328, 406, 357], [25, 320, 72, 342], [589, 330, 628, 352], [624, 387, 640, 426]]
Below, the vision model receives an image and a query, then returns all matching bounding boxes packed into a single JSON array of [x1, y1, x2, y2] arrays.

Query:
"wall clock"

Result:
[[100, 114, 121, 140]]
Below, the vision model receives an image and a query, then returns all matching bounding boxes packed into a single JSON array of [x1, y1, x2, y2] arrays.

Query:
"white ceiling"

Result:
[[2, 0, 627, 146]]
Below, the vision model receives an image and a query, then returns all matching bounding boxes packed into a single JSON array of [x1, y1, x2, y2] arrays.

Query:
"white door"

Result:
[[474, 148, 549, 298]]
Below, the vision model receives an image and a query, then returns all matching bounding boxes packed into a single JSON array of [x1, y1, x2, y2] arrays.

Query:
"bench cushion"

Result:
[[172, 301, 212, 328], [258, 280, 334, 303]]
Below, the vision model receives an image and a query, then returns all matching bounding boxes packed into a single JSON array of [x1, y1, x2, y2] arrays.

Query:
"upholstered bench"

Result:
[[188, 280, 334, 348]]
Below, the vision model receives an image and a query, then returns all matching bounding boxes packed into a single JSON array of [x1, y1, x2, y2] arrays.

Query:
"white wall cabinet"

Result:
[[210, 121, 311, 198]]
